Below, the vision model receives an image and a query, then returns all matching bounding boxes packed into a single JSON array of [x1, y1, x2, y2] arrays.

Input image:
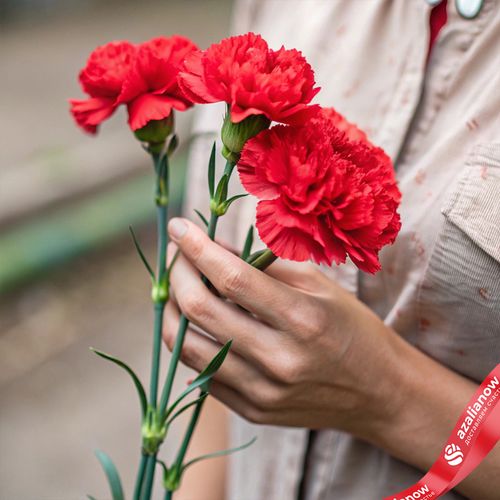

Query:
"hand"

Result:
[[163, 217, 403, 439], [163, 217, 500, 499]]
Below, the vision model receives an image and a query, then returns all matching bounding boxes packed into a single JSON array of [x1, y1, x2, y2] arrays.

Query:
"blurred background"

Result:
[[0, 0, 232, 498]]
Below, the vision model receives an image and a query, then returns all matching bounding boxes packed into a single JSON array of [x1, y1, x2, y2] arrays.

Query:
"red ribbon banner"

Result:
[[386, 364, 500, 500]]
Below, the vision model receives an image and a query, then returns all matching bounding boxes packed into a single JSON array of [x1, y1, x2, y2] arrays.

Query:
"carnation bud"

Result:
[[141, 406, 167, 455], [221, 111, 270, 162], [151, 276, 169, 304], [134, 114, 175, 154], [163, 463, 182, 492]]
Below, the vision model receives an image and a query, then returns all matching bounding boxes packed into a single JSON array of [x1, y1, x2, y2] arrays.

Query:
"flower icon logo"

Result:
[[444, 444, 464, 466]]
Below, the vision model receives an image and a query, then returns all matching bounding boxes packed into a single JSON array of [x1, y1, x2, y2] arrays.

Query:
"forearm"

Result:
[[369, 330, 499, 499]]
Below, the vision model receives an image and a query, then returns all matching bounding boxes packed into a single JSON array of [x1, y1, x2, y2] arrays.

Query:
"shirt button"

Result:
[[455, 0, 484, 19]]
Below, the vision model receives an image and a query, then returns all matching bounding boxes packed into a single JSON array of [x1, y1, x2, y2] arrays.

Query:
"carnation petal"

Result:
[[347, 246, 381, 274], [256, 200, 329, 264], [318, 107, 368, 143], [238, 129, 282, 199], [239, 110, 401, 272], [127, 94, 180, 131], [177, 32, 319, 126], [178, 51, 220, 103], [117, 35, 197, 126], [78, 41, 137, 98], [276, 103, 321, 125], [69, 97, 116, 134], [116, 66, 149, 105]]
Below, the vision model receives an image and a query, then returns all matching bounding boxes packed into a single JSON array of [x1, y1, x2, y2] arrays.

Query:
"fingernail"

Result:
[[169, 218, 187, 240]]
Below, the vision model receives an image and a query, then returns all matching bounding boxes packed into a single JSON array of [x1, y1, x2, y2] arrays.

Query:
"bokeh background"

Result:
[[0, 1, 232, 498]]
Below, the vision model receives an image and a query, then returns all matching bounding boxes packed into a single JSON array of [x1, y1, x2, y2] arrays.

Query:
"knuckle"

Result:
[[180, 291, 210, 322], [307, 306, 328, 337], [285, 304, 310, 334], [242, 405, 266, 425], [220, 267, 246, 296], [162, 320, 177, 351], [180, 338, 199, 368], [254, 385, 283, 410], [271, 352, 306, 384], [163, 332, 175, 351], [287, 300, 326, 338]]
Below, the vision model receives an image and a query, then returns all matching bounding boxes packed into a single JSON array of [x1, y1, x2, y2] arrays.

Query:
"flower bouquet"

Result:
[[70, 32, 400, 500]]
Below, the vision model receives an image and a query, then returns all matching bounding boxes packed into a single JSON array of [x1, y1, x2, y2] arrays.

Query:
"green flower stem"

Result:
[[149, 151, 169, 407], [150, 158, 234, 500], [133, 454, 148, 500], [150, 204, 168, 405], [158, 160, 234, 418], [165, 392, 207, 497], [223, 158, 236, 178], [205, 211, 219, 245], [158, 314, 190, 417], [162, 250, 270, 500], [135, 151, 170, 500], [158, 212, 218, 417], [175, 392, 206, 467], [142, 455, 156, 500], [250, 249, 277, 271]]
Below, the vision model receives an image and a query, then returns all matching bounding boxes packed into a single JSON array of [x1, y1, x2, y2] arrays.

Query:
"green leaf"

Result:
[[241, 225, 254, 261], [91, 348, 147, 418], [95, 450, 124, 500], [245, 249, 266, 265], [167, 134, 179, 156], [166, 249, 180, 281], [87, 496, 98, 500], [167, 392, 209, 425], [165, 340, 232, 419], [214, 174, 229, 204], [208, 142, 216, 198], [222, 193, 248, 211], [158, 153, 168, 181], [194, 209, 209, 227], [129, 226, 155, 279], [183, 436, 257, 471], [157, 458, 168, 476]]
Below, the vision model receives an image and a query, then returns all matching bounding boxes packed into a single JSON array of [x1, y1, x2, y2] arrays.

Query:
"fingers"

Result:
[[168, 218, 304, 327], [209, 381, 286, 426], [209, 381, 267, 425], [167, 247, 274, 364], [163, 301, 264, 391]]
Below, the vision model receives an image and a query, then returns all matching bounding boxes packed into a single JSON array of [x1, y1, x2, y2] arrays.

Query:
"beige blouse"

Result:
[[184, 1, 500, 498]]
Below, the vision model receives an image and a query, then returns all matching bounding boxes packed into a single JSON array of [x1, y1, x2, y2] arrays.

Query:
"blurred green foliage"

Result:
[[0, 151, 188, 293]]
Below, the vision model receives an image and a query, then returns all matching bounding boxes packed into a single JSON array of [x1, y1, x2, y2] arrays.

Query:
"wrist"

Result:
[[330, 309, 411, 444], [365, 332, 476, 471], [352, 325, 411, 445]]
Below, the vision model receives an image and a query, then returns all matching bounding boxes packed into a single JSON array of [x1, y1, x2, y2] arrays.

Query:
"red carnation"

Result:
[[178, 32, 320, 125], [238, 109, 401, 273], [70, 41, 137, 134], [70, 36, 197, 134], [117, 36, 198, 131], [317, 107, 368, 143]]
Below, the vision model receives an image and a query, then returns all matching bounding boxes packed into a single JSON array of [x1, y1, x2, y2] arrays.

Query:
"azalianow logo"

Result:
[[444, 443, 464, 466], [392, 484, 431, 500]]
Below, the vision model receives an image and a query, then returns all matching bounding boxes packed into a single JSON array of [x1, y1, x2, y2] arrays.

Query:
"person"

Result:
[[162, 0, 500, 498]]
